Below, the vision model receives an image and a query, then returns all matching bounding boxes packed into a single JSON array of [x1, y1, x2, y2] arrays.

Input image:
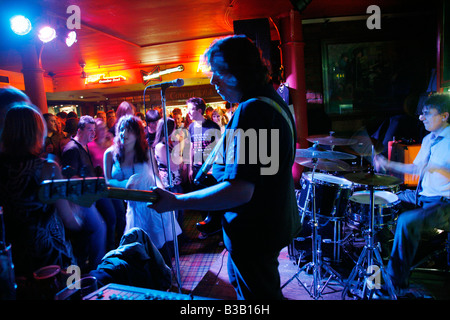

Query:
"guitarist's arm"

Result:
[[41, 161, 83, 231], [148, 179, 254, 213]]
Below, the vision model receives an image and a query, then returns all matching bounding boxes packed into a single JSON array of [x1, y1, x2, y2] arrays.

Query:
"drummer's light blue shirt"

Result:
[[414, 125, 450, 198]]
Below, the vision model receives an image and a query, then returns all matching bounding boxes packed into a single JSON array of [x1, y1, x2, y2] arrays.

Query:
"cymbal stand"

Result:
[[282, 158, 344, 299], [341, 169, 397, 300]]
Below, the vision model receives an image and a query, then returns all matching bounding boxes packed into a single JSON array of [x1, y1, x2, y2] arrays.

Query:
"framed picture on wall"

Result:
[[322, 40, 409, 115]]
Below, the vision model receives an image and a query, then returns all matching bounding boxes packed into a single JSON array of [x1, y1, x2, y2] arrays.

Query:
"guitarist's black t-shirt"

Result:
[[212, 84, 301, 253]]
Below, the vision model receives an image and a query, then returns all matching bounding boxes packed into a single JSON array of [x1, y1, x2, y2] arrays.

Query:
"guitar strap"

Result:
[[194, 96, 296, 185]]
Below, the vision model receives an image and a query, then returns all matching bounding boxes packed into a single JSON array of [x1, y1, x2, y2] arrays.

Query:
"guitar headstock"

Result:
[[39, 177, 109, 207]]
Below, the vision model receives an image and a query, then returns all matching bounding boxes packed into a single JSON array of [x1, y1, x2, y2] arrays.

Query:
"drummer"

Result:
[[374, 93, 450, 297]]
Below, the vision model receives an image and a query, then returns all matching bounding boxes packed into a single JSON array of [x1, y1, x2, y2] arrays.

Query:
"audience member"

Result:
[[88, 118, 126, 249], [61, 115, 107, 270], [60, 117, 79, 151], [212, 108, 228, 134], [104, 115, 181, 267], [204, 106, 213, 120], [0, 86, 32, 137], [186, 97, 221, 184], [95, 110, 107, 123], [106, 109, 116, 129], [224, 101, 233, 121], [0, 104, 81, 298], [144, 108, 161, 148], [186, 97, 221, 238], [43, 113, 64, 162], [172, 107, 184, 129], [56, 111, 68, 131], [109, 101, 136, 136], [153, 117, 186, 228], [67, 111, 78, 119], [135, 112, 145, 122], [88, 118, 114, 171], [184, 112, 193, 129]]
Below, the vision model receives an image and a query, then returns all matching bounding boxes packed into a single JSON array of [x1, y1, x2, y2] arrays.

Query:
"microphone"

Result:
[[145, 78, 184, 89]]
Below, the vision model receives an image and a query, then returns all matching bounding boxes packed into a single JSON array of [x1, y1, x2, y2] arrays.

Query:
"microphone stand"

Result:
[[159, 84, 182, 293]]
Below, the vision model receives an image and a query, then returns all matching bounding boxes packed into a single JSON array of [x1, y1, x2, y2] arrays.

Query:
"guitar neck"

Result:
[[39, 177, 160, 207], [107, 187, 159, 203]]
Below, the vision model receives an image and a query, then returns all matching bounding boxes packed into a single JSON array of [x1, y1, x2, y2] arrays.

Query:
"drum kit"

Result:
[[284, 132, 402, 300]]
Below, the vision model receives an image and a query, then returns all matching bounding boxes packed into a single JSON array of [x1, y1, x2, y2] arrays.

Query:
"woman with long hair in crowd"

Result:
[[103, 115, 181, 266], [211, 108, 229, 134], [0, 103, 81, 298]]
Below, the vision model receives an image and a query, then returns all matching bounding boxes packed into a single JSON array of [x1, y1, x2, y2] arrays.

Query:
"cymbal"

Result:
[[307, 134, 358, 146], [343, 172, 402, 186], [295, 158, 352, 172], [339, 143, 380, 157], [295, 147, 356, 160]]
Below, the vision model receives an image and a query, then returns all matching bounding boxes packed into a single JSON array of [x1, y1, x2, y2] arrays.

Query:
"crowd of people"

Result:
[[0, 83, 234, 299]]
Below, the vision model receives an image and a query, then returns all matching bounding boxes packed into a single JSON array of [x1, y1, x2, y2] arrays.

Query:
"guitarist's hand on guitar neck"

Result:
[[146, 187, 180, 214], [148, 179, 255, 215]]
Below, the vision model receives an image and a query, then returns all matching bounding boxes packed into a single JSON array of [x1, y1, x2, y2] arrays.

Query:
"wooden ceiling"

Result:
[[0, 0, 428, 102]]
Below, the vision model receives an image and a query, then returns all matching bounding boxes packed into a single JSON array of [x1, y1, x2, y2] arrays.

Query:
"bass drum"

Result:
[[347, 190, 400, 230]]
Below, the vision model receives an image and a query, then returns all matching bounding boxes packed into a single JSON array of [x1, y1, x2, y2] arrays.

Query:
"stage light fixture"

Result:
[[10, 15, 32, 35], [65, 30, 77, 47], [38, 26, 56, 43]]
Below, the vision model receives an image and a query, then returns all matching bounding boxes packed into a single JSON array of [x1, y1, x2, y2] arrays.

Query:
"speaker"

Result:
[[390, 142, 420, 187], [233, 18, 271, 62], [290, 0, 312, 13]]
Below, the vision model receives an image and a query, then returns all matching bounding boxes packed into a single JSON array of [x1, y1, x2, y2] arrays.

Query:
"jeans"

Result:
[[387, 199, 450, 288], [96, 198, 118, 252], [70, 205, 107, 272]]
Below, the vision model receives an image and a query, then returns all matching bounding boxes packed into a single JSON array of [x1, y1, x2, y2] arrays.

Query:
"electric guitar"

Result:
[[38, 177, 223, 236], [38, 177, 159, 207]]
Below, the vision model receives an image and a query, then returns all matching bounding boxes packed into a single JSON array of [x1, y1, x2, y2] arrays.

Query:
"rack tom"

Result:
[[298, 172, 353, 219]]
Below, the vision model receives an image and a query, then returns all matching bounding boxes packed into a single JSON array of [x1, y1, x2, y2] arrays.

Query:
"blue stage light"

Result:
[[10, 15, 32, 35]]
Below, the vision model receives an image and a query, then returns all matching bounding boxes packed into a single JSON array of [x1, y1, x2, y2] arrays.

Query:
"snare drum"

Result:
[[347, 190, 400, 229], [298, 172, 354, 219]]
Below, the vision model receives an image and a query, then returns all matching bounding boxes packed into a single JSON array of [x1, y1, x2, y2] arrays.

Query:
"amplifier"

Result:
[[389, 143, 420, 187], [83, 283, 215, 300]]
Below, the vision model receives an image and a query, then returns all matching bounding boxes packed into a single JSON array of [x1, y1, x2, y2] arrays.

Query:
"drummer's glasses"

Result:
[[419, 109, 440, 117]]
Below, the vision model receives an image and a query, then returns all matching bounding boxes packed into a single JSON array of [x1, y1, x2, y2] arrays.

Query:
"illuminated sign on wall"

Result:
[[85, 74, 127, 85], [141, 65, 184, 85]]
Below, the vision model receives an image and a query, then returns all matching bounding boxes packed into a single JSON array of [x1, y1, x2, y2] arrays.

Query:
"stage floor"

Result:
[[173, 211, 450, 301]]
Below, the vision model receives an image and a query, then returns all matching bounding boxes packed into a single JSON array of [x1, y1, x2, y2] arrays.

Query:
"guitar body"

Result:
[[193, 173, 224, 236]]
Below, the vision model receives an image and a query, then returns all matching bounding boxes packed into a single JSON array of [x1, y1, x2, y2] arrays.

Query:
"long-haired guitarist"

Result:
[[148, 35, 301, 300]]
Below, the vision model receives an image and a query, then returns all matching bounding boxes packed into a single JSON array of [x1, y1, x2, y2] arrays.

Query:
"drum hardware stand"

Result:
[[282, 157, 344, 299], [341, 167, 398, 300], [322, 217, 345, 263]]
